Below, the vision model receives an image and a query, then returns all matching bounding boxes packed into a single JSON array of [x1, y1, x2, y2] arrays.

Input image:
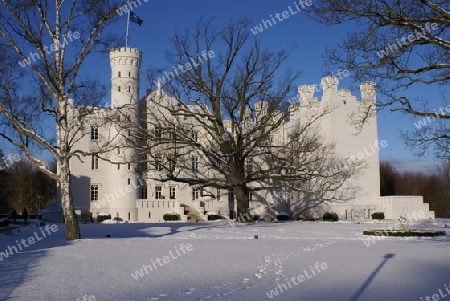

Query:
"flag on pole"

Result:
[[129, 12, 143, 26]]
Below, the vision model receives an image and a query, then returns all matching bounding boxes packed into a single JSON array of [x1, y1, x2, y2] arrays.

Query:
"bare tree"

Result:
[[132, 19, 362, 222], [307, 0, 450, 158], [0, 0, 123, 239]]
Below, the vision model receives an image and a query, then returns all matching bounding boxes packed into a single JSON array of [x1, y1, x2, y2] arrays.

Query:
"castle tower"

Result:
[[108, 47, 142, 221]]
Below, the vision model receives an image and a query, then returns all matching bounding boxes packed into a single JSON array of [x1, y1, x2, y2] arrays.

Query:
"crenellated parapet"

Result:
[[360, 81, 377, 104], [297, 76, 376, 105], [298, 84, 316, 104], [110, 47, 142, 68]]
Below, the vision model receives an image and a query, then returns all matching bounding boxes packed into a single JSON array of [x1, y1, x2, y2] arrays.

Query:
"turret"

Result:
[[110, 47, 142, 109], [108, 47, 142, 222]]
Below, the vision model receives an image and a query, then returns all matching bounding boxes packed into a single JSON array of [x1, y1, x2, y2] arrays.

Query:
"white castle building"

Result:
[[64, 47, 434, 223]]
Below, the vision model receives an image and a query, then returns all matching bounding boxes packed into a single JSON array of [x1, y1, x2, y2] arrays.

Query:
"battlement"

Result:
[[110, 47, 142, 68], [298, 76, 376, 104], [111, 47, 141, 54]]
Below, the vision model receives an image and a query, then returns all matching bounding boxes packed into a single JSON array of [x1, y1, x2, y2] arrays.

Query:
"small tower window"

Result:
[[90, 126, 98, 141], [118, 71, 121, 77], [90, 185, 99, 201], [91, 155, 99, 170], [128, 86, 131, 92], [118, 86, 121, 92], [128, 71, 131, 77]]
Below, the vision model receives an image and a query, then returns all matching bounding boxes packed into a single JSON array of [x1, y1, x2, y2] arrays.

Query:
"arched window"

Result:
[[118, 71, 121, 77]]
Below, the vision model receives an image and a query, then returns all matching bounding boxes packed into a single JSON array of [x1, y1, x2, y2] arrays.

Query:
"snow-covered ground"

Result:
[[1, 219, 449, 301]]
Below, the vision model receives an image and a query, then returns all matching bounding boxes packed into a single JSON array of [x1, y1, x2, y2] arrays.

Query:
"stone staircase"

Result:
[[185, 205, 207, 222]]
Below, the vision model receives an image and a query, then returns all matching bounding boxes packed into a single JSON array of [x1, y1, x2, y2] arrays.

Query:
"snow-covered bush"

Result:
[[207, 215, 221, 221], [277, 212, 290, 221], [97, 214, 111, 223], [163, 213, 180, 221], [371, 212, 385, 220], [322, 212, 339, 222]]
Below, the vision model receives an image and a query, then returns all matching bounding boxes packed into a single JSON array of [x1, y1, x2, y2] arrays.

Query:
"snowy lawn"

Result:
[[0, 219, 449, 301]]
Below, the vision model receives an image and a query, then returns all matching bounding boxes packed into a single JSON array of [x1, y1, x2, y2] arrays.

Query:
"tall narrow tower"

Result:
[[108, 47, 142, 221]]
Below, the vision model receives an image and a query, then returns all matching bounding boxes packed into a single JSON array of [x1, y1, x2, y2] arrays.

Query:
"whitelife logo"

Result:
[[0, 224, 59, 261], [131, 243, 194, 280], [266, 262, 328, 298]]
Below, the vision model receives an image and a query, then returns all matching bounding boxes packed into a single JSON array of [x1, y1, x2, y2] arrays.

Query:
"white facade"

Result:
[[67, 47, 434, 222]]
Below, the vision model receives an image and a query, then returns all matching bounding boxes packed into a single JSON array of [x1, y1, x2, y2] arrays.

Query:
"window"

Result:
[[216, 188, 221, 201], [118, 86, 121, 92], [191, 131, 198, 142], [91, 155, 99, 170], [264, 135, 273, 146], [246, 162, 253, 173], [148, 212, 151, 218], [90, 126, 98, 141], [155, 155, 163, 171], [128, 86, 131, 92], [118, 148, 120, 154], [128, 71, 131, 77], [128, 163, 131, 170], [155, 186, 162, 199], [228, 190, 234, 202], [118, 71, 121, 77], [118, 164, 120, 170], [90, 185, 99, 201], [192, 187, 199, 200], [191, 156, 198, 172], [170, 186, 176, 199], [249, 192, 253, 202], [128, 178, 131, 185], [168, 158, 176, 172], [154, 126, 162, 139], [140, 186, 148, 199]]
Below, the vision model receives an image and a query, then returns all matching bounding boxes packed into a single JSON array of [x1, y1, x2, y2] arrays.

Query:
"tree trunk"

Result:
[[59, 157, 81, 240], [234, 185, 253, 223]]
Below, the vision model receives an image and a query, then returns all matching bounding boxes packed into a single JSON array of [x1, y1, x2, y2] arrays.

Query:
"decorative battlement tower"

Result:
[[108, 47, 142, 221]]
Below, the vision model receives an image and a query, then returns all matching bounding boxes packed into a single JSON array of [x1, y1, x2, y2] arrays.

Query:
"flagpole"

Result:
[[125, 11, 130, 47]]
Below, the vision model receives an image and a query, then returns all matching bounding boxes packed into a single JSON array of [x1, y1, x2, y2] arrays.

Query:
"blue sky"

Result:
[[3, 0, 446, 173]]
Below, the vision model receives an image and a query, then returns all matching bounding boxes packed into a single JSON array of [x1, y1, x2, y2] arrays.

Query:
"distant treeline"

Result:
[[0, 150, 56, 214], [380, 160, 450, 218]]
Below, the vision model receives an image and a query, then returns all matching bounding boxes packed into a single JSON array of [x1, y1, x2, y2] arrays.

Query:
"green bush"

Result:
[[363, 230, 445, 237], [371, 212, 385, 220], [163, 213, 180, 221], [277, 214, 290, 221], [207, 215, 221, 221], [322, 212, 339, 222], [97, 215, 111, 223]]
